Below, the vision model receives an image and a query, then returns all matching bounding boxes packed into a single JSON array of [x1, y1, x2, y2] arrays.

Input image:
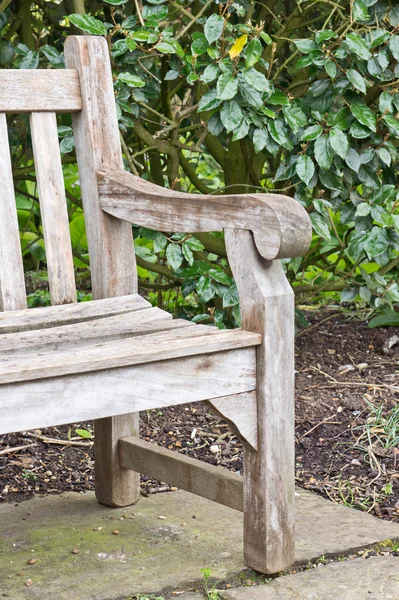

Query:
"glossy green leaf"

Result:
[[345, 32, 371, 60], [232, 118, 249, 141], [301, 124, 323, 141], [191, 34, 208, 56], [198, 89, 222, 112], [253, 128, 268, 153], [156, 41, 176, 54], [200, 64, 219, 83], [310, 213, 330, 240], [382, 115, 399, 136], [314, 135, 334, 169], [325, 60, 337, 80], [349, 102, 376, 132], [267, 90, 290, 105], [216, 73, 238, 100], [268, 119, 293, 150], [68, 14, 106, 35], [118, 72, 145, 87], [166, 243, 183, 271], [283, 105, 307, 133], [319, 169, 344, 191], [389, 35, 399, 61], [379, 91, 393, 114], [345, 147, 361, 172], [245, 38, 262, 67], [346, 69, 367, 94], [242, 68, 273, 93], [329, 129, 349, 159], [296, 155, 315, 185], [204, 14, 224, 44], [220, 100, 243, 132]]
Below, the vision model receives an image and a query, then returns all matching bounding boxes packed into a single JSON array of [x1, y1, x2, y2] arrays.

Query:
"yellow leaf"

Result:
[[229, 34, 248, 60]]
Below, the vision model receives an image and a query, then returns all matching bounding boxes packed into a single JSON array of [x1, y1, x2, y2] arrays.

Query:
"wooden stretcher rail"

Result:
[[119, 436, 244, 512]]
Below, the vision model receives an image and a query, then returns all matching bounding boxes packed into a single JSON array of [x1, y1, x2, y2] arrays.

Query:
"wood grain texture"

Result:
[[0, 326, 260, 384], [0, 307, 175, 354], [119, 437, 244, 512], [0, 349, 256, 436], [0, 294, 149, 334], [225, 229, 295, 575], [30, 112, 76, 305], [98, 169, 312, 260], [0, 70, 82, 112], [64, 35, 140, 506], [0, 113, 27, 312], [208, 391, 258, 450]]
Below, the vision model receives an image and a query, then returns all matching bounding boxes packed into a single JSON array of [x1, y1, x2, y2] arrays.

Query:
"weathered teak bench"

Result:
[[0, 36, 311, 574]]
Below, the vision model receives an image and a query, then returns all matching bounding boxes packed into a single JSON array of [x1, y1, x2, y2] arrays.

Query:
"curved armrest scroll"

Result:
[[98, 170, 311, 260]]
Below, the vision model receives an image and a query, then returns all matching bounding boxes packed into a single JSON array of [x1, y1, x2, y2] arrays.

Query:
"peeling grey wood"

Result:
[[119, 437, 244, 512], [0, 349, 256, 436], [0, 70, 82, 112], [0, 114, 27, 312], [30, 112, 76, 305], [226, 229, 296, 574], [65, 35, 140, 508], [98, 169, 312, 260]]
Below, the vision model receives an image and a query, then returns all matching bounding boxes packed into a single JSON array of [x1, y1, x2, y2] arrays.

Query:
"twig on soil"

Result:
[[309, 366, 399, 392], [296, 313, 341, 338], [297, 414, 339, 442], [0, 443, 37, 456], [26, 433, 93, 448]]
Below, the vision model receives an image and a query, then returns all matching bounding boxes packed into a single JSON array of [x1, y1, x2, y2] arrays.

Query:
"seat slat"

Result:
[[30, 112, 77, 305], [0, 113, 27, 312], [0, 307, 177, 354], [0, 326, 261, 384], [0, 294, 150, 333], [0, 70, 82, 112]]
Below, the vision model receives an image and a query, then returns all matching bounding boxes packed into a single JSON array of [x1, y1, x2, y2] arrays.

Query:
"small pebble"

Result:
[[27, 558, 36, 565], [158, 515, 166, 520], [71, 548, 80, 554], [112, 530, 120, 535], [25, 579, 33, 587]]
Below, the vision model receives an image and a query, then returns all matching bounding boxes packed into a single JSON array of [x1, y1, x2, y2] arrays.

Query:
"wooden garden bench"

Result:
[[0, 36, 311, 574]]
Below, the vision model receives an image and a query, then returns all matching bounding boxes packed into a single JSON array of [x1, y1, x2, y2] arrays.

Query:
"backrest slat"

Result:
[[30, 112, 77, 305], [0, 70, 82, 112], [0, 113, 27, 312]]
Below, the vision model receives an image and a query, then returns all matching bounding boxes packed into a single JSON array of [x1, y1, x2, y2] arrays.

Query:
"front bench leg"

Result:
[[225, 229, 295, 574], [95, 415, 140, 507]]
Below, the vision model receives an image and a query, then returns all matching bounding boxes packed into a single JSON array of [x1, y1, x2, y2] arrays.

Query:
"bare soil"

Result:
[[1, 311, 398, 520]]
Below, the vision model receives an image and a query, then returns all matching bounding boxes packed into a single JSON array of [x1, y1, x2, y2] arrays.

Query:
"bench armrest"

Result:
[[98, 169, 311, 260]]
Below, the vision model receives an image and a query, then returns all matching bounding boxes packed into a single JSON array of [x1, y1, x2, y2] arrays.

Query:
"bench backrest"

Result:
[[0, 36, 137, 312]]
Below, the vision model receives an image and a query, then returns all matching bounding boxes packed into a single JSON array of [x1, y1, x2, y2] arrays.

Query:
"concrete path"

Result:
[[221, 555, 399, 600], [1, 488, 399, 599]]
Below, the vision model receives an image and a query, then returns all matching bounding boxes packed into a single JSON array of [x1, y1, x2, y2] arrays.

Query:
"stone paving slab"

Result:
[[1, 489, 399, 599], [221, 555, 399, 600]]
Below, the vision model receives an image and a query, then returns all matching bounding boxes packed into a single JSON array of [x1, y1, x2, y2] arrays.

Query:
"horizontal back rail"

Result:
[[0, 113, 27, 311], [0, 70, 82, 112]]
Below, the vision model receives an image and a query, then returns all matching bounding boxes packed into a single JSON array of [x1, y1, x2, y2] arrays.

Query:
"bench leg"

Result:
[[95, 414, 140, 507], [225, 229, 295, 574]]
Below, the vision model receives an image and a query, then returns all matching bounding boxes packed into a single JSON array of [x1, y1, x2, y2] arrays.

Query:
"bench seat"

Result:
[[0, 294, 260, 436]]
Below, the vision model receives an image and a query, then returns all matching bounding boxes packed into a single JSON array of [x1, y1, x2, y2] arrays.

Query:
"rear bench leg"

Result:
[[225, 229, 295, 574], [65, 36, 141, 508]]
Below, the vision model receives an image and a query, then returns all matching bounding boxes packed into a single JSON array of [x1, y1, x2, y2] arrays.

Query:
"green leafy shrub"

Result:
[[1, 1, 399, 324]]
